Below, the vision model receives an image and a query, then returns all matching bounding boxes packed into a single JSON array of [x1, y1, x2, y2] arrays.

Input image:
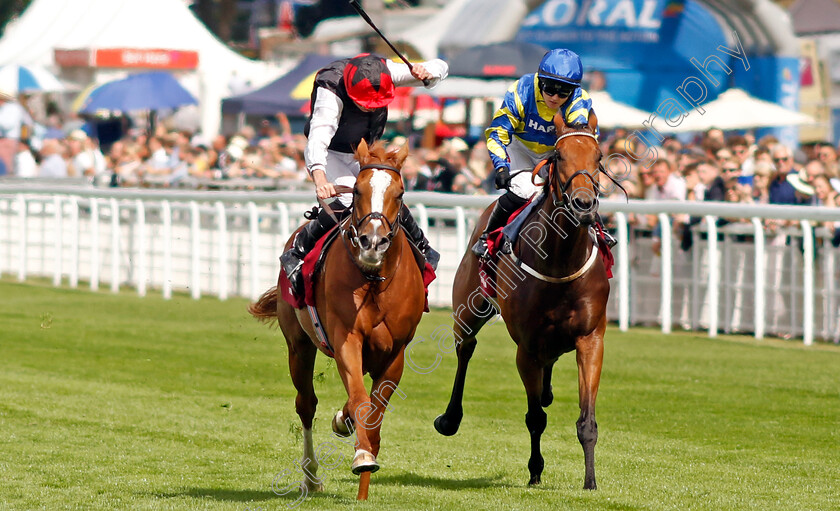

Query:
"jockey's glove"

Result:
[[494, 167, 511, 190]]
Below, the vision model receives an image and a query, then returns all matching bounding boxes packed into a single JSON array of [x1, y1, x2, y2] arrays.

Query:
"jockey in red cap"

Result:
[[281, 53, 448, 297]]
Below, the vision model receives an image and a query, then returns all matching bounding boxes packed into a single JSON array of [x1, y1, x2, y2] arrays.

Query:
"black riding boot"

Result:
[[596, 213, 617, 248], [280, 203, 346, 297], [471, 192, 528, 258], [399, 204, 440, 271]]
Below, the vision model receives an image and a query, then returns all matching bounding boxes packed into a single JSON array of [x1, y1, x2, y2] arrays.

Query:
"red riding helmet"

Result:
[[343, 54, 395, 109]]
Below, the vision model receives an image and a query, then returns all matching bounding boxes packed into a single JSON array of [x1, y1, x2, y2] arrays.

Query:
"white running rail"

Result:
[[1, 184, 839, 345]]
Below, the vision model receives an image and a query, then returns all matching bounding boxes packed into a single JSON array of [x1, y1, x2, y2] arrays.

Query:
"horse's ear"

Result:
[[356, 139, 370, 165], [394, 143, 409, 169], [587, 110, 598, 134]]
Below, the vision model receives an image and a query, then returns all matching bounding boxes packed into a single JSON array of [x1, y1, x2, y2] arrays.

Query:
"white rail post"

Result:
[[751, 218, 765, 339], [415, 203, 429, 233], [162, 201, 172, 300], [53, 196, 63, 286], [248, 202, 260, 301], [705, 215, 719, 338], [455, 206, 467, 257], [90, 199, 100, 291], [190, 201, 201, 300], [69, 197, 79, 288], [277, 202, 290, 245], [110, 198, 120, 293], [615, 212, 630, 332], [658, 213, 672, 334], [135, 199, 147, 297], [16, 194, 27, 281], [800, 220, 814, 346], [215, 201, 229, 300]]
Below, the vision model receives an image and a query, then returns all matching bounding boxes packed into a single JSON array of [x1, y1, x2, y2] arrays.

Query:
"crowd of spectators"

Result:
[[596, 128, 840, 249]]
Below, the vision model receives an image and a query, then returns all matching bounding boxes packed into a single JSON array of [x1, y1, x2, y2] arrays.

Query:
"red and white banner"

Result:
[[55, 48, 199, 69]]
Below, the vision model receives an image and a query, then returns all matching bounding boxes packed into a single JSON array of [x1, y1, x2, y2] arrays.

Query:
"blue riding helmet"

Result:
[[538, 49, 583, 86]]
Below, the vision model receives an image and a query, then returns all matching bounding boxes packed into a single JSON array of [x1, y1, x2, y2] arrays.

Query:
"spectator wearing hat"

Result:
[[280, 53, 448, 297]]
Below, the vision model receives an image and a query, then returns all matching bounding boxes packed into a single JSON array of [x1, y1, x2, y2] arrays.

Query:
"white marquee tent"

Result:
[[0, 0, 282, 136]]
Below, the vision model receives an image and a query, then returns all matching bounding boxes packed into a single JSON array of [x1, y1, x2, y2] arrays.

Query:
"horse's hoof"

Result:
[[332, 410, 353, 438], [541, 385, 553, 407], [433, 413, 461, 436], [351, 449, 379, 475], [583, 480, 597, 490], [301, 478, 324, 493], [528, 475, 541, 486]]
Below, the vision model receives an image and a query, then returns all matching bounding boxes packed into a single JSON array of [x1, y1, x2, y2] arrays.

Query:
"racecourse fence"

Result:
[[1, 183, 839, 345]]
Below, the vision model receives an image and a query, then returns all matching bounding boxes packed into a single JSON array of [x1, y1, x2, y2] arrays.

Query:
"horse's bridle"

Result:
[[544, 131, 626, 208], [343, 164, 404, 249]]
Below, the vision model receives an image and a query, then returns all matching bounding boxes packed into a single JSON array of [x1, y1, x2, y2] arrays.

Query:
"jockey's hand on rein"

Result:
[[494, 167, 512, 190]]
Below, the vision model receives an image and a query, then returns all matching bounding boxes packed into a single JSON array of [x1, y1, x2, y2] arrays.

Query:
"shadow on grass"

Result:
[[371, 471, 510, 490], [152, 488, 349, 505]]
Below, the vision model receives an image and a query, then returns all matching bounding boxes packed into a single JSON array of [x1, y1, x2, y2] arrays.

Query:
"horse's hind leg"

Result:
[[516, 346, 547, 485], [434, 287, 495, 436], [575, 322, 605, 490], [280, 312, 323, 492]]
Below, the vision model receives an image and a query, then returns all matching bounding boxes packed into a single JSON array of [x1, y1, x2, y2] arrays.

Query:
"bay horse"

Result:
[[434, 112, 610, 489], [249, 140, 426, 500]]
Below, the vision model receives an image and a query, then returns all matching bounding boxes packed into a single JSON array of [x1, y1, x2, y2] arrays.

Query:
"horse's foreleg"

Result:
[[433, 331, 476, 436], [333, 333, 377, 476], [286, 336, 323, 493], [516, 346, 547, 486], [576, 325, 605, 490], [355, 351, 406, 501], [435, 292, 495, 436], [541, 362, 555, 407]]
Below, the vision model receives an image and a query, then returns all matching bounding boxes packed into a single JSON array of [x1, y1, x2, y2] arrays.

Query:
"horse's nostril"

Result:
[[358, 235, 371, 250], [572, 198, 592, 211], [375, 237, 390, 251]]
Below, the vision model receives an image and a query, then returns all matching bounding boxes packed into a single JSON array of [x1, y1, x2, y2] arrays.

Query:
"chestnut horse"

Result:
[[249, 140, 426, 500], [434, 113, 609, 489]]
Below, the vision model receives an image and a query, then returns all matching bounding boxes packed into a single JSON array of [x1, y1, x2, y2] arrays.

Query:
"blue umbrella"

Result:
[[0, 64, 64, 94], [79, 71, 197, 114]]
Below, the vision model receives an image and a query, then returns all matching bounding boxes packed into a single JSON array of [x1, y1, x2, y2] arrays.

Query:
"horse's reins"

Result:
[[508, 131, 611, 284]]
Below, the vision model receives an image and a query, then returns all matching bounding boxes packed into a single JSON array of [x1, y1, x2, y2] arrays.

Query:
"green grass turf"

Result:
[[1, 278, 838, 510]]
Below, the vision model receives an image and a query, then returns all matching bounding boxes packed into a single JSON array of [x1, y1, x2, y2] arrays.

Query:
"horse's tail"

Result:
[[248, 286, 279, 325]]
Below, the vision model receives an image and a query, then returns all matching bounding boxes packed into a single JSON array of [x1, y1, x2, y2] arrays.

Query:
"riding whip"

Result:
[[348, 0, 431, 86]]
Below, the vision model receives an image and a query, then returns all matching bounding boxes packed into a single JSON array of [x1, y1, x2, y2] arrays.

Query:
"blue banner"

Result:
[[518, 0, 674, 46]]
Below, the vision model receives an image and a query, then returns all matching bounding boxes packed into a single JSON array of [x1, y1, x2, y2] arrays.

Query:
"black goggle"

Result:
[[539, 79, 576, 98]]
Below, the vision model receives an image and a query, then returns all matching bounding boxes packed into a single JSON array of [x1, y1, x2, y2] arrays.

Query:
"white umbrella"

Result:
[[588, 91, 653, 129], [0, 64, 64, 95], [655, 88, 815, 132]]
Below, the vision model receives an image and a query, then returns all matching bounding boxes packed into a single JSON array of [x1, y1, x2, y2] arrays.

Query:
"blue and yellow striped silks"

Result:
[[485, 73, 594, 172]]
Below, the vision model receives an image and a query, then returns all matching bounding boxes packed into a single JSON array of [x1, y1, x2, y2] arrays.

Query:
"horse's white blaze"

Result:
[[369, 169, 393, 215]]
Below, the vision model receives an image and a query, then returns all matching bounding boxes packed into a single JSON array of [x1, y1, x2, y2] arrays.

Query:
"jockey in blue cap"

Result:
[[473, 48, 615, 257]]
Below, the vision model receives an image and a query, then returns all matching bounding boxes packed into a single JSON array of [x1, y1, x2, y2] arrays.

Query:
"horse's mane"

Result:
[[355, 140, 405, 170]]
